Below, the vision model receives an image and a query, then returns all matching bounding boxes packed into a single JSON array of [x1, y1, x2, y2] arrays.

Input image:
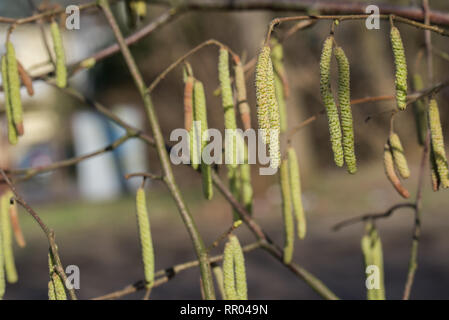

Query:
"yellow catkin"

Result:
[[361, 224, 386, 300], [412, 74, 427, 145], [194, 80, 213, 200], [136, 188, 155, 289], [6, 42, 24, 136], [271, 39, 288, 133], [219, 48, 238, 168], [383, 144, 410, 198], [1, 192, 18, 284], [233, 57, 251, 131], [50, 22, 67, 89], [280, 159, 294, 264], [212, 264, 226, 300], [1, 56, 17, 145], [48, 252, 67, 300], [223, 239, 237, 300], [389, 133, 410, 179], [287, 148, 306, 239], [334, 46, 357, 174], [230, 235, 247, 300], [390, 26, 408, 111], [320, 36, 344, 167], [428, 99, 449, 188]]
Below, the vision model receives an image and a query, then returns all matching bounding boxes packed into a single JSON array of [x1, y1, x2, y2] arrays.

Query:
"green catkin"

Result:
[[194, 80, 213, 200], [48, 252, 67, 300], [229, 166, 242, 221], [50, 22, 67, 89], [212, 264, 226, 300], [136, 188, 155, 288], [334, 46, 357, 174], [1, 56, 17, 145], [320, 36, 344, 167], [234, 59, 251, 131], [361, 224, 386, 300], [271, 40, 288, 133], [48, 280, 56, 300], [230, 235, 247, 300], [412, 74, 427, 145], [1, 192, 18, 284], [390, 26, 408, 111], [389, 133, 410, 179], [184, 76, 199, 170], [280, 159, 294, 264], [6, 42, 24, 136], [287, 148, 306, 239], [240, 162, 253, 214], [218, 48, 238, 168], [223, 239, 237, 300], [430, 144, 440, 192], [428, 99, 449, 188]]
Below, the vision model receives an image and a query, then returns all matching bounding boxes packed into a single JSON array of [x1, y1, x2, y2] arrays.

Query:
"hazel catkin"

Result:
[[48, 252, 67, 300], [334, 46, 357, 174], [428, 99, 449, 188], [320, 36, 343, 167], [271, 39, 288, 133], [6, 42, 24, 136], [223, 238, 237, 300], [383, 143, 410, 198], [1, 56, 18, 145], [389, 132, 410, 179], [390, 26, 408, 111], [280, 159, 294, 264], [136, 187, 155, 289], [194, 80, 213, 200], [17, 60, 34, 97], [361, 223, 385, 300], [222, 235, 247, 300], [288, 147, 306, 239], [1, 192, 18, 284], [50, 21, 67, 88]]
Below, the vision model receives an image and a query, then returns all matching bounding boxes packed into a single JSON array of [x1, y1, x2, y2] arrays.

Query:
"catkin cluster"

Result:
[[361, 223, 385, 300], [222, 235, 247, 300], [255, 46, 281, 169], [136, 187, 155, 289], [50, 21, 67, 88], [320, 36, 344, 167], [390, 26, 408, 111], [48, 251, 67, 300], [428, 99, 449, 189], [383, 143, 410, 198]]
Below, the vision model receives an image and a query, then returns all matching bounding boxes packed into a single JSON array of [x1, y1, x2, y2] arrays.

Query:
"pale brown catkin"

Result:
[[383, 143, 410, 198], [389, 133, 410, 179]]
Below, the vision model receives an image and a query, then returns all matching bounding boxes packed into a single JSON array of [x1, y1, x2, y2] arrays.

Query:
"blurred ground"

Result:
[[3, 160, 449, 300]]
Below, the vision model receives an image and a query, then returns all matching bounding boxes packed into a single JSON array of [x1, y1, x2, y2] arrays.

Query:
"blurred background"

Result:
[[1, 0, 449, 299]]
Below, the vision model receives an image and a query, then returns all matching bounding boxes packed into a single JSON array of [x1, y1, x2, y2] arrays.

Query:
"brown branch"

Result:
[[0, 169, 77, 300]]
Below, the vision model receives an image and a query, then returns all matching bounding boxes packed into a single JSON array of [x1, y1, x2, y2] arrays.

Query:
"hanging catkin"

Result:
[[334, 46, 357, 174], [288, 148, 306, 239], [48, 252, 67, 300], [240, 146, 253, 214], [194, 80, 213, 200], [1, 192, 18, 283], [233, 56, 251, 131], [230, 235, 247, 300], [280, 159, 294, 264], [428, 99, 449, 188], [50, 21, 67, 88], [412, 74, 427, 145], [136, 187, 155, 289], [430, 144, 440, 192], [212, 264, 226, 300], [184, 75, 199, 170], [383, 143, 410, 198], [361, 223, 386, 300], [219, 48, 238, 168], [1, 56, 17, 145], [223, 238, 237, 300], [17, 61, 34, 97], [9, 198, 25, 248], [6, 42, 24, 136], [390, 26, 408, 111], [389, 133, 410, 179], [320, 36, 344, 167], [271, 39, 288, 133]]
